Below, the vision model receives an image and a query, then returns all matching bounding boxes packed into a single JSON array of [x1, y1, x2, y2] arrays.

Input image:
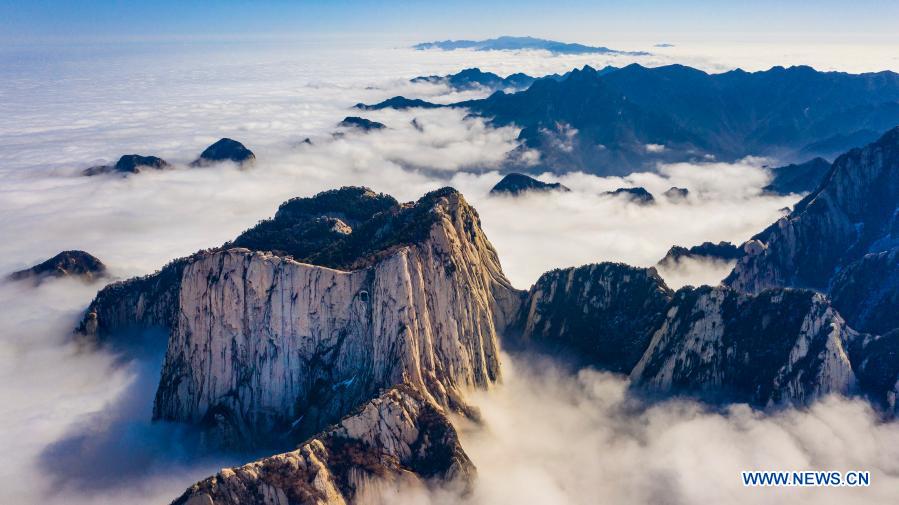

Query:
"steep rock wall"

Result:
[[725, 127, 899, 295], [513, 263, 672, 372], [630, 287, 857, 406], [171, 385, 473, 505], [151, 190, 518, 447]]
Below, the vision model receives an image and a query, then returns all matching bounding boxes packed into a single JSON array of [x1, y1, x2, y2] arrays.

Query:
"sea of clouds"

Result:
[[0, 38, 895, 504]]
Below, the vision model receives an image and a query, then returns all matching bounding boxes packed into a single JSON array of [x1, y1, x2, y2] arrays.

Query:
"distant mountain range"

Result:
[[413, 35, 650, 56], [408, 66, 618, 93], [458, 64, 899, 174], [359, 63, 899, 175]]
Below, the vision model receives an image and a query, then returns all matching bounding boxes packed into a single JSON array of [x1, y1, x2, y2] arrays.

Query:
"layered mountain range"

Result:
[[362, 63, 899, 175], [78, 187, 519, 452], [461, 64, 899, 173], [73, 128, 898, 504]]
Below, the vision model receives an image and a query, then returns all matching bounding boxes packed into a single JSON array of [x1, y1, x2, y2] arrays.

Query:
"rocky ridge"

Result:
[[172, 385, 473, 505], [725, 127, 899, 302], [78, 187, 519, 450]]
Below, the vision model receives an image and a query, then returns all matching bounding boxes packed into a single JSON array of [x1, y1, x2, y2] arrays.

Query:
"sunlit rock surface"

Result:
[[171, 385, 474, 505], [726, 127, 899, 296], [630, 287, 857, 406], [78, 187, 519, 448]]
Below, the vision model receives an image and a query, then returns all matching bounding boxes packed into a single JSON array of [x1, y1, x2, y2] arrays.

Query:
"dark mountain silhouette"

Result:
[[338, 116, 386, 132], [413, 36, 649, 56], [798, 128, 883, 160], [191, 138, 255, 167], [455, 64, 899, 174], [355, 96, 440, 111], [8, 250, 106, 284], [489, 173, 569, 195], [658, 241, 743, 267], [411, 67, 538, 92], [663, 187, 689, 200], [83, 154, 171, 176], [763, 157, 831, 195], [604, 187, 655, 204]]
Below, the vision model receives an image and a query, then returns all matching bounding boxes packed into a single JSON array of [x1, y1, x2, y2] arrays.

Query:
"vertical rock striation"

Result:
[[630, 287, 856, 406], [725, 127, 899, 295], [171, 385, 474, 505], [78, 187, 520, 449], [513, 263, 672, 372]]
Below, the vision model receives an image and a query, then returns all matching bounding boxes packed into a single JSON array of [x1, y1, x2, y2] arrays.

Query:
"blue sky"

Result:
[[3, 0, 898, 45]]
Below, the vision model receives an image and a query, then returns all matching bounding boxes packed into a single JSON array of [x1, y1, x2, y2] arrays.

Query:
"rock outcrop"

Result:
[[172, 385, 474, 505], [603, 187, 655, 205], [83, 154, 171, 176], [630, 287, 857, 406], [78, 187, 519, 449], [489, 173, 569, 196], [355, 97, 441, 111], [847, 330, 899, 414], [663, 186, 689, 200], [411, 67, 538, 92], [829, 247, 899, 335], [8, 250, 107, 284], [512, 263, 672, 372], [191, 138, 255, 167], [337, 117, 386, 132], [657, 241, 743, 268], [725, 127, 899, 295]]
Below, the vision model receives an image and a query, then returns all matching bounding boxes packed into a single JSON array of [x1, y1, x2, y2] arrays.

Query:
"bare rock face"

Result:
[[725, 127, 899, 295], [829, 247, 899, 335], [77, 187, 519, 449], [75, 258, 186, 346], [513, 263, 672, 372], [171, 385, 474, 505], [847, 330, 899, 415], [8, 250, 107, 285], [630, 287, 857, 406]]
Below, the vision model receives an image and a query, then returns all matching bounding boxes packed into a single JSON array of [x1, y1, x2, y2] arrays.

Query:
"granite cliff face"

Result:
[[725, 127, 899, 295], [513, 263, 672, 372], [78, 187, 519, 449], [172, 385, 474, 505], [512, 263, 861, 407], [829, 248, 899, 335], [75, 258, 186, 347], [630, 287, 857, 406]]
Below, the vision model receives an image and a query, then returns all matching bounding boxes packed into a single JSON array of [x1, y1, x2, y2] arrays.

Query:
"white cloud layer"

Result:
[[363, 354, 899, 505]]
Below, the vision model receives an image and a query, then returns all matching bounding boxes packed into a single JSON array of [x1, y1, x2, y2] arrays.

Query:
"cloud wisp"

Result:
[[362, 353, 899, 505]]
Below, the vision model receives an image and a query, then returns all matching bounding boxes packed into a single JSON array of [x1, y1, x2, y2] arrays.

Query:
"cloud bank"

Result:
[[0, 39, 886, 505], [364, 354, 899, 505]]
